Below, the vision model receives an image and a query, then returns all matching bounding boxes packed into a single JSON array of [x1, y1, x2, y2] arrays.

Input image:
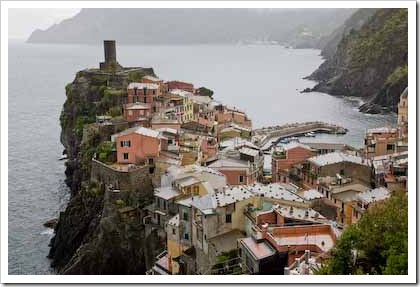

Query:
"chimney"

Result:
[[295, 258, 300, 268], [261, 222, 268, 238], [284, 267, 290, 275], [304, 250, 310, 264]]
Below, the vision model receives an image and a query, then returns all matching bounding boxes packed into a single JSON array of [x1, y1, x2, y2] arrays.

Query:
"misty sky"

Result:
[[8, 8, 81, 39]]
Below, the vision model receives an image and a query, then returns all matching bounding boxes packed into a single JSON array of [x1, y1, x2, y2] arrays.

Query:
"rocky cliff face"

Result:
[[49, 67, 165, 274], [307, 8, 407, 114]]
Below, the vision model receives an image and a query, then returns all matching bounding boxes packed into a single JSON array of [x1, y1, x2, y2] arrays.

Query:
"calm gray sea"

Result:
[[8, 40, 396, 275]]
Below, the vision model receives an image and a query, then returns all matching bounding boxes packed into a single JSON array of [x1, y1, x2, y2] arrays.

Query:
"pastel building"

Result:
[[111, 126, 167, 164]]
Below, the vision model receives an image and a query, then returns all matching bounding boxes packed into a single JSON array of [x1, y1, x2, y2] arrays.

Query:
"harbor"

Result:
[[252, 121, 348, 150]]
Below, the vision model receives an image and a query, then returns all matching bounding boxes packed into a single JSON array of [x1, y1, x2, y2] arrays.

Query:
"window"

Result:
[[339, 169, 344, 176], [226, 214, 232, 223], [143, 96, 147, 103], [184, 233, 189, 240], [239, 175, 245, 184], [121, 140, 131, 147], [193, 186, 199, 196], [183, 211, 188, 221], [128, 110, 133, 116], [387, 144, 394, 151], [172, 228, 176, 235], [163, 200, 167, 210], [153, 90, 156, 95], [123, 153, 129, 160]]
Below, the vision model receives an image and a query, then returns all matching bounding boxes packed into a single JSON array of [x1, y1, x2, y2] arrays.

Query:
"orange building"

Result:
[[272, 143, 315, 183], [112, 126, 167, 164], [364, 127, 399, 158]]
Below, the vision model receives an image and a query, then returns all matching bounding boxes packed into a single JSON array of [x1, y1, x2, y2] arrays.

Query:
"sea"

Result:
[[7, 39, 396, 275]]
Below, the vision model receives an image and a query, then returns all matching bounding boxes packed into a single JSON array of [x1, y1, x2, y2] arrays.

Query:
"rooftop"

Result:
[[191, 193, 217, 215], [169, 89, 194, 98], [175, 176, 200, 188], [279, 142, 313, 152], [125, 102, 151, 110], [142, 75, 161, 82], [240, 237, 276, 260], [176, 197, 193, 207], [248, 183, 303, 203], [304, 142, 347, 151], [128, 82, 159, 90], [154, 186, 180, 200], [111, 126, 166, 141], [357, 187, 391, 204], [307, 152, 367, 167], [239, 147, 260, 157], [273, 205, 326, 223], [367, 127, 398, 134], [208, 158, 249, 169], [299, 189, 325, 201], [208, 229, 245, 255]]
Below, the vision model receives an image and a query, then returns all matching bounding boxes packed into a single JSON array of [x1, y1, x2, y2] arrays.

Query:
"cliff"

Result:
[[49, 67, 165, 274], [306, 8, 407, 114]]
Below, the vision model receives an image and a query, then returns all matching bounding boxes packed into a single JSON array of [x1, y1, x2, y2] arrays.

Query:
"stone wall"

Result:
[[90, 159, 153, 193]]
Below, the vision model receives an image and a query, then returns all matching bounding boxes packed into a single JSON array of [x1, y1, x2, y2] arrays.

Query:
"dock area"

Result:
[[252, 121, 347, 150]]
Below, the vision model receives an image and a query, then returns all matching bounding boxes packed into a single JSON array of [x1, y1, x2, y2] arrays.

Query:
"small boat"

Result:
[[305, 132, 315, 137]]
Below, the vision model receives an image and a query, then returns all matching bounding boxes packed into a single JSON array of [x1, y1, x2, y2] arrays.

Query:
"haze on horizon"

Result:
[[8, 8, 81, 39]]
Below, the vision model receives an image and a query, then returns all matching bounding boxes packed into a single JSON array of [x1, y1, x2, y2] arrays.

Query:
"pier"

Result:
[[252, 121, 347, 150]]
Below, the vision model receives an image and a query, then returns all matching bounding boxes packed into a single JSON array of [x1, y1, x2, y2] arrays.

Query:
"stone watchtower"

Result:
[[100, 40, 122, 71]]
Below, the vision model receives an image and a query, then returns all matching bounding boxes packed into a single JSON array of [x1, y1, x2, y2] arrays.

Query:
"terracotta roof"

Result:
[[240, 237, 276, 260]]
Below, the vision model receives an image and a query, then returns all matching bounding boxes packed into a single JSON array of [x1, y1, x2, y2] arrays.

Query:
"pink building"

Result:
[[112, 127, 167, 164], [123, 103, 152, 124]]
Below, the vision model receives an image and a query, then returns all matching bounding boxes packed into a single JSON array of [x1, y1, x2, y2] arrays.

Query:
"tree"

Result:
[[197, 87, 214, 98], [317, 191, 408, 275]]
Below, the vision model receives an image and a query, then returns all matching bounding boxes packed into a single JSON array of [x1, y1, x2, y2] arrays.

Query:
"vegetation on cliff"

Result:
[[308, 8, 408, 114], [50, 67, 164, 274], [317, 192, 408, 275]]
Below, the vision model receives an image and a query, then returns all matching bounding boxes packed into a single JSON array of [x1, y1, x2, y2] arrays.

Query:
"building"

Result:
[[161, 164, 227, 192], [127, 83, 161, 111], [299, 152, 372, 188], [272, 143, 315, 183], [167, 80, 194, 93], [364, 127, 403, 158], [111, 126, 167, 164], [239, 204, 339, 274], [350, 187, 391, 224], [208, 157, 259, 186], [122, 102, 152, 125], [397, 87, 408, 139], [169, 89, 196, 122], [303, 142, 353, 155], [141, 75, 168, 94], [371, 151, 408, 192]]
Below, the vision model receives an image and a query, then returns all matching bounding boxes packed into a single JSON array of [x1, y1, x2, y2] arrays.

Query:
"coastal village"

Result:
[[82, 41, 408, 275]]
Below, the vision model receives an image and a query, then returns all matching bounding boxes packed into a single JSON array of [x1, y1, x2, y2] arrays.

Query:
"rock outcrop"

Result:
[[306, 8, 407, 114], [49, 67, 165, 274]]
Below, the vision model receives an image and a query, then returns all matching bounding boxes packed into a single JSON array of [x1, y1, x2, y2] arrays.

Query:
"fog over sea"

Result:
[[8, 40, 396, 274]]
